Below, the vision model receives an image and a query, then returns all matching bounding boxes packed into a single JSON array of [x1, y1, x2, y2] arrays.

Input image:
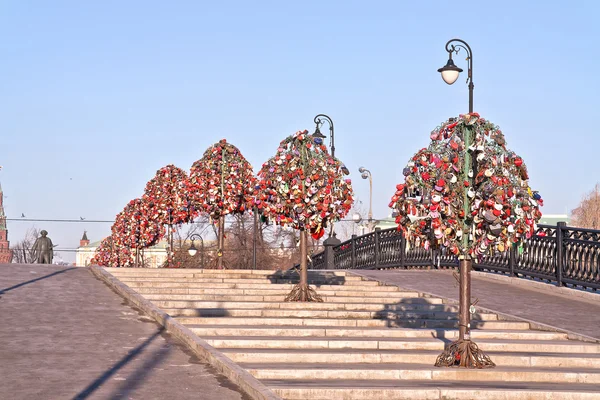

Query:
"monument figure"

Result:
[[32, 230, 54, 264]]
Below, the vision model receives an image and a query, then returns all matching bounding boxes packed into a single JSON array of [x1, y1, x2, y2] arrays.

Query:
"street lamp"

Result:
[[358, 167, 375, 232], [313, 114, 335, 158], [352, 212, 362, 235], [438, 38, 474, 113], [188, 233, 205, 268]]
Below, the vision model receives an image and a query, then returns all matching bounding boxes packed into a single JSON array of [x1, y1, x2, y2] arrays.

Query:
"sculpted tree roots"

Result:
[[285, 282, 323, 302], [435, 339, 496, 368]]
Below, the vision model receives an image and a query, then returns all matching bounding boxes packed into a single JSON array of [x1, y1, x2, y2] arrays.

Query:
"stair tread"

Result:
[[203, 335, 584, 344], [240, 362, 600, 373], [188, 324, 533, 331], [264, 378, 600, 390], [203, 335, 593, 346], [219, 348, 600, 358]]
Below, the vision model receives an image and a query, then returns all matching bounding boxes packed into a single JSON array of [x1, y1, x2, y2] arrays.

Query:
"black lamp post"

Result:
[[313, 114, 335, 158], [188, 233, 205, 268], [438, 38, 474, 113], [358, 167, 375, 232]]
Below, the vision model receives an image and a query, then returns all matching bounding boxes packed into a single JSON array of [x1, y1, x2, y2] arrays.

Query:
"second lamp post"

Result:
[[437, 38, 474, 113], [312, 114, 335, 158], [187, 233, 205, 268]]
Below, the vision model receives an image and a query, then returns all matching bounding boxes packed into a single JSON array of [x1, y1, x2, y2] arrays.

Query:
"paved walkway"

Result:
[[0, 264, 248, 400], [353, 269, 600, 340]]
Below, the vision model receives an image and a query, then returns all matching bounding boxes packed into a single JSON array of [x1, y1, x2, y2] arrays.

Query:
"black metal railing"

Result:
[[309, 223, 600, 292]]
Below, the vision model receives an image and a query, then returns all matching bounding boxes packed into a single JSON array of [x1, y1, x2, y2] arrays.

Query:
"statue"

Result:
[[32, 230, 54, 264]]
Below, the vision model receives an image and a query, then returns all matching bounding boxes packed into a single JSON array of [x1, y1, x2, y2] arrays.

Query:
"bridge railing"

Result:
[[309, 223, 600, 292]]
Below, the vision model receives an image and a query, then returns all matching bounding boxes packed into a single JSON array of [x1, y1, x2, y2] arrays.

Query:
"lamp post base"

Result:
[[434, 339, 495, 368], [284, 230, 323, 302], [284, 283, 323, 302]]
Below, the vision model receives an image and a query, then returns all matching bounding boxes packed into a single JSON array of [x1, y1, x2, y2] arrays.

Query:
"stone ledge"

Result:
[[89, 265, 281, 400], [349, 271, 600, 344]]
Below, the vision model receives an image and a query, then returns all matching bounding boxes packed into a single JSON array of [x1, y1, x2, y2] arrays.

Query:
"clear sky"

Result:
[[1, 0, 599, 262]]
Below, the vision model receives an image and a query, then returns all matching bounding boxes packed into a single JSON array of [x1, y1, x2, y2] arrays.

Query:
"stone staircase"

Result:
[[104, 268, 600, 399]]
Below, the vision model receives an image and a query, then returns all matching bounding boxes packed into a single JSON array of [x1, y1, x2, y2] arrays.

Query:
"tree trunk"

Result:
[[299, 230, 308, 301], [459, 259, 471, 341], [217, 216, 225, 269]]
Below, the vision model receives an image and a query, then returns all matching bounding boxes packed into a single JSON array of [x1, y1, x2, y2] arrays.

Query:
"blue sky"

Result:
[[1, 0, 599, 261]]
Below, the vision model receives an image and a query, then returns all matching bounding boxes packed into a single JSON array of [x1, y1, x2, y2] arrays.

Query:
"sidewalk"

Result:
[[0, 264, 248, 400], [352, 269, 600, 340]]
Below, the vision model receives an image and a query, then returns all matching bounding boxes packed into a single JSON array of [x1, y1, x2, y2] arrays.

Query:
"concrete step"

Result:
[[265, 379, 600, 400], [124, 281, 394, 290], [188, 326, 562, 340], [241, 362, 600, 383], [205, 336, 595, 353], [141, 294, 427, 303], [132, 287, 415, 297], [176, 316, 519, 329], [106, 267, 350, 276], [117, 276, 372, 284], [220, 348, 600, 368], [164, 307, 498, 321], [152, 300, 458, 312]]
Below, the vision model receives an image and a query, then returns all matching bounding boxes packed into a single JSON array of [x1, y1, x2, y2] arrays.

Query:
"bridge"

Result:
[[310, 222, 600, 292]]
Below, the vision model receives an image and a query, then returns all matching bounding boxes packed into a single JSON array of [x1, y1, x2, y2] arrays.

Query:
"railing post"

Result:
[[323, 234, 341, 270], [351, 234, 357, 269], [556, 222, 566, 287], [509, 244, 517, 276], [374, 228, 381, 269], [399, 233, 406, 268]]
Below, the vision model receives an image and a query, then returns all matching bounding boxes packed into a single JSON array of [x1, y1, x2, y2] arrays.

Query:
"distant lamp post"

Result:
[[313, 114, 335, 158], [438, 38, 474, 113], [358, 167, 375, 232], [352, 212, 362, 235], [188, 234, 205, 267]]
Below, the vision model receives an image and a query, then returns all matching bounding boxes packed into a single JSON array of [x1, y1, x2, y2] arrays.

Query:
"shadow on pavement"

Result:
[[372, 299, 485, 331], [0, 267, 78, 295], [72, 327, 167, 400], [266, 270, 346, 288]]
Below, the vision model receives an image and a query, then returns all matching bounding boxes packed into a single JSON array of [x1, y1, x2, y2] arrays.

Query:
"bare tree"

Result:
[[571, 183, 600, 229], [11, 228, 40, 264]]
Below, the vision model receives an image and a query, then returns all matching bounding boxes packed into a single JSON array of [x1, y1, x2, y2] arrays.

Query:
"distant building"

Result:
[[0, 183, 13, 263], [75, 232, 169, 268], [538, 214, 570, 226]]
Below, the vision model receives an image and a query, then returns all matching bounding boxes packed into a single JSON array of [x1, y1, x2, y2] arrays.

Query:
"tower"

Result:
[[0, 183, 13, 263], [80, 231, 90, 247]]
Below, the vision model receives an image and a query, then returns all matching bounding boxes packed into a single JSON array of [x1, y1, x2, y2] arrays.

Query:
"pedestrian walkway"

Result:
[[352, 269, 600, 340], [0, 264, 248, 400]]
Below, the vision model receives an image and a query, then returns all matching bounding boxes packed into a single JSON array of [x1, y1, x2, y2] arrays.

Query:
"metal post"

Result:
[[351, 234, 357, 269], [324, 234, 341, 269], [459, 259, 472, 340], [556, 222, 566, 287], [217, 216, 224, 269], [200, 239, 205, 268], [458, 123, 473, 342], [509, 244, 517, 276], [299, 230, 308, 301], [399, 234, 406, 269], [253, 207, 258, 270], [374, 228, 381, 268]]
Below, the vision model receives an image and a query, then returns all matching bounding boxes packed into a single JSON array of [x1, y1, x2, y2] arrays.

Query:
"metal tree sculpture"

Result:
[[110, 198, 165, 267], [143, 165, 196, 267], [189, 139, 256, 269], [257, 130, 354, 301], [90, 236, 116, 267], [389, 113, 543, 368]]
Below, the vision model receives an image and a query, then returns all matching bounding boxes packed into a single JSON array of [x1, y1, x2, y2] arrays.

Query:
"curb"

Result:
[[89, 266, 282, 400], [348, 270, 600, 344]]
